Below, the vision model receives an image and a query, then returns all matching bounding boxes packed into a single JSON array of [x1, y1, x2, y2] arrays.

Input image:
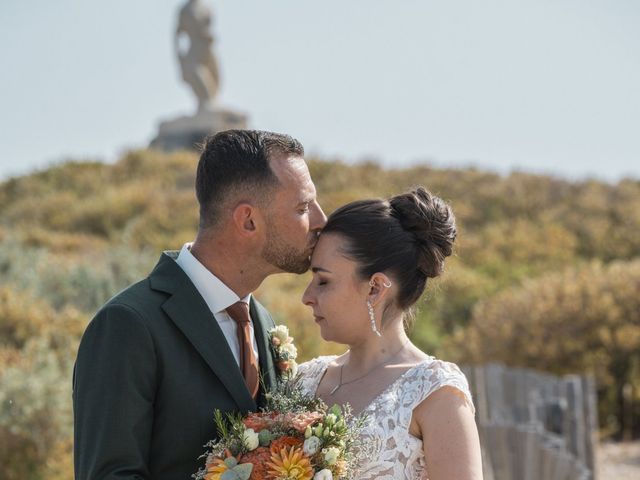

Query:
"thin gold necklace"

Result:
[[329, 340, 410, 396]]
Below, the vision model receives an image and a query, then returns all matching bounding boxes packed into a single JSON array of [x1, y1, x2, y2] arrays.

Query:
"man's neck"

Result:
[[189, 237, 270, 298]]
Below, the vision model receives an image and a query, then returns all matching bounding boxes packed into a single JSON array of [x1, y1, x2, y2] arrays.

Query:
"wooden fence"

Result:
[[462, 364, 599, 480]]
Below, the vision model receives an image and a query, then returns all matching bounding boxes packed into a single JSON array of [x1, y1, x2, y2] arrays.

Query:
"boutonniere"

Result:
[[269, 325, 298, 378]]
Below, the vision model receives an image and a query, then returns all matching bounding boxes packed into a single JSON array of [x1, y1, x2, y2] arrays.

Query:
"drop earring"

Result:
[[367, 300, 382, 337]]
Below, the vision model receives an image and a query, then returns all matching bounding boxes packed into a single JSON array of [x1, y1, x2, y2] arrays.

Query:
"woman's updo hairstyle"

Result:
[[322, 187, 456, 310]]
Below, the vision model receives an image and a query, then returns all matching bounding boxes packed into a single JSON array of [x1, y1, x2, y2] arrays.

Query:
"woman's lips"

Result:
[[313, 315, 324, 323]]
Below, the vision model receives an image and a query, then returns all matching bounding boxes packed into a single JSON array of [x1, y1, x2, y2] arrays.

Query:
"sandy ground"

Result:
[[597, 441, 640, 480]]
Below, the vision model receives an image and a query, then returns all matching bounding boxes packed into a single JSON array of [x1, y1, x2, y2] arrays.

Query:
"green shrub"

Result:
[[447, 260, 640, 437]]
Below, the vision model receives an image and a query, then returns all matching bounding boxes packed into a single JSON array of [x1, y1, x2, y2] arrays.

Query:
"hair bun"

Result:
[[389, 187, 457, 278]]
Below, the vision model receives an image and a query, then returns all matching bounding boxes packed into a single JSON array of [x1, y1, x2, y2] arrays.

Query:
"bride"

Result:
[[297, 187, 483, 480]]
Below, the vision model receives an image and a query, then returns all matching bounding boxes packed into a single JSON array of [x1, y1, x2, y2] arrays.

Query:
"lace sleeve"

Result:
[[399, 359, 475, 430]]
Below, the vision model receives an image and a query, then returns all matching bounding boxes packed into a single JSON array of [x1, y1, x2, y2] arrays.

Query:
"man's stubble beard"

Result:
[[261, 222, 314, 275]]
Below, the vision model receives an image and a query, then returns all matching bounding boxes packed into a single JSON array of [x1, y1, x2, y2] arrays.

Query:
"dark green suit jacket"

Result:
[[73, 252, 278, 480]]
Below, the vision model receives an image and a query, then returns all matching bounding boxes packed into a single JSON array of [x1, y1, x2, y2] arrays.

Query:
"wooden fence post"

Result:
[[465, 364, 597, 480]]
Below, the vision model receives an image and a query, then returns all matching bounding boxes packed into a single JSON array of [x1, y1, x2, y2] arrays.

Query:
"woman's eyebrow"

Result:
[[311, 267, 332, 273]]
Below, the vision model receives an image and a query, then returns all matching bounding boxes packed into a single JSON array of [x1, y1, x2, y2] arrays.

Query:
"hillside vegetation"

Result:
[[1, 149, 639, 479]]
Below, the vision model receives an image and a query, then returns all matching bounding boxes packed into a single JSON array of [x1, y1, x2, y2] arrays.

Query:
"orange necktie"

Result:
[[226, 302, 260, 399]]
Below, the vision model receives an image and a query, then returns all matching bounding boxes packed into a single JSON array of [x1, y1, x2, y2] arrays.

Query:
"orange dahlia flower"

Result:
[[269, 435, 303, 454], [239, 446, 272, 480], [204, 457, 230, 480], [267, 446, 314, 480]]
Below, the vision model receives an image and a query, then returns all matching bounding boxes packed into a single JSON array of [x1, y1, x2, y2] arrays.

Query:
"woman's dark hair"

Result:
[[323, 187, 456, 310]]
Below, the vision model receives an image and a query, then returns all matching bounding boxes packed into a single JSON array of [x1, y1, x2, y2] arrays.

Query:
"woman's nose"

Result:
[[302, 285, 315, 306]]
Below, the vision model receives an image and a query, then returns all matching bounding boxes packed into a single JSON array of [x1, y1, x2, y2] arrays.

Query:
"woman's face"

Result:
[[301, 233, 372, 344]]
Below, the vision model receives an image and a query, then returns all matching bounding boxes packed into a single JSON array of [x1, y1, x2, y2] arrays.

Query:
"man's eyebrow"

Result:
[[311, 267, 332, 273]]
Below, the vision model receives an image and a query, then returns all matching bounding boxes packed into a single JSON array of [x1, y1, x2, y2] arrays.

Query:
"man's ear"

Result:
[[231, 203, 257, 236]]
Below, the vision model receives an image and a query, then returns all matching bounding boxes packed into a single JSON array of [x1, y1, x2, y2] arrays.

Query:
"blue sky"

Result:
[[1, 0, 639, 181]]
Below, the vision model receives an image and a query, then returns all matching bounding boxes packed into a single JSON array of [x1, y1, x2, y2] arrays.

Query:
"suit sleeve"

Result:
[[73, 303, 157, 480]]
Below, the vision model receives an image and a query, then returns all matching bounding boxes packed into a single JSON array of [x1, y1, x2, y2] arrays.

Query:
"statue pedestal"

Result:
[[149, 107, 248, 151]]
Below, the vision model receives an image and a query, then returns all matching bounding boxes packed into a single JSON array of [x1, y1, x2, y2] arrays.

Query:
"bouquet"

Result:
[[194, 326, 366, 480], [195, 380, 365, 480]]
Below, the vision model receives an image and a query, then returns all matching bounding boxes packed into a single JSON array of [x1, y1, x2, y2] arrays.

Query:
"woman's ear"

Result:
[[367, 273, 394, 307]]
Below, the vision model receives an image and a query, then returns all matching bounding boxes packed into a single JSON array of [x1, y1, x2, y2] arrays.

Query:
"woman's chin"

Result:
[[318, 326, 336, 343], [316, 321, 349, 344], [319, 331, 348, 345]]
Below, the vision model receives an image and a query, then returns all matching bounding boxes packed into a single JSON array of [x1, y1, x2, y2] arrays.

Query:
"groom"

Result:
[[73, 130, 326, 480]]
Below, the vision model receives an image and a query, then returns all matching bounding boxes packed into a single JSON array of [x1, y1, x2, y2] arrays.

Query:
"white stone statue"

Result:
[[175, 0, 220, 112], [151, 0, 247, 150]]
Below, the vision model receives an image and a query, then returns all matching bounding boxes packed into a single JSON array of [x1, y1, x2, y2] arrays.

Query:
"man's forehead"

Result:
[[270, 154, 314, 192], [270, 153, 308, 177]]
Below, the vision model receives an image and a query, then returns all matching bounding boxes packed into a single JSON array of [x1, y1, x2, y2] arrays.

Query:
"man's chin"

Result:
[[290, 248, 315, 274], [263, 243, 313, 274], [270, 255, 310, 275], [289, 258, 311, 275]]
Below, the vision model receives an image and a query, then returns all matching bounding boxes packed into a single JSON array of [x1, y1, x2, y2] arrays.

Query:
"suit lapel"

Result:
[[150, 253, 257, 413], [250, 299, 278, 397]]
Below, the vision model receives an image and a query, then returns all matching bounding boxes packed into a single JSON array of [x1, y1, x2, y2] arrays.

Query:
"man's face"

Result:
[[261, 154, 327, 274]]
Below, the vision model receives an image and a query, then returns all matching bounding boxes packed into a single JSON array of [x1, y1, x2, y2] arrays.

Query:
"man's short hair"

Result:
[[195, 129, 304, 229]]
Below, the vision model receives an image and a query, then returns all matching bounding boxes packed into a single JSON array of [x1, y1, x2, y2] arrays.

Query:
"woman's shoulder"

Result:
[[297, 355, 338, 378], [404, 356, 475, 413], [295, 355, 338, 396], [422, 356, 467, 378]]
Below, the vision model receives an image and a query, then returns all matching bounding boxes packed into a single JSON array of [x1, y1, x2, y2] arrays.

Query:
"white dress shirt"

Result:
[[175, 243, 260, 366]]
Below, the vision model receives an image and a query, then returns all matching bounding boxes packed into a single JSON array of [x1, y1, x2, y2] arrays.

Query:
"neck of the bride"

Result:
[[345, 318, 409, 372]]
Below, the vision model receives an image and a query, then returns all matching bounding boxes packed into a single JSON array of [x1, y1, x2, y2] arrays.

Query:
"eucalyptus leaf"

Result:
[[223, 457, 238, 468], [220, 470, 241, 480], [233, 463, 254, 480]]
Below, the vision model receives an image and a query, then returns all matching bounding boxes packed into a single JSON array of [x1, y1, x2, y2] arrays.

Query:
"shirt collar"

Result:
[[175, 243, 251, 314]]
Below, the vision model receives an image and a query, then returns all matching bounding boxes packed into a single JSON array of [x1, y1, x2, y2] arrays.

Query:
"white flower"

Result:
[[271, 325, 289, 343], [243, 428, 260, 451], [313, 469, 333, 480], [281, 342, 298, 359], [323, 446, 340, 465], [303, 435, 322, 456]]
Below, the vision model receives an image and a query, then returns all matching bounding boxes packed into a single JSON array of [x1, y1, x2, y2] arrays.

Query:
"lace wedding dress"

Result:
[[297, 355, 475, 480]]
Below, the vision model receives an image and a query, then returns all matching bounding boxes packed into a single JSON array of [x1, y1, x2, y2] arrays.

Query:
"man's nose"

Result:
[[311, 202, 327, 230]]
